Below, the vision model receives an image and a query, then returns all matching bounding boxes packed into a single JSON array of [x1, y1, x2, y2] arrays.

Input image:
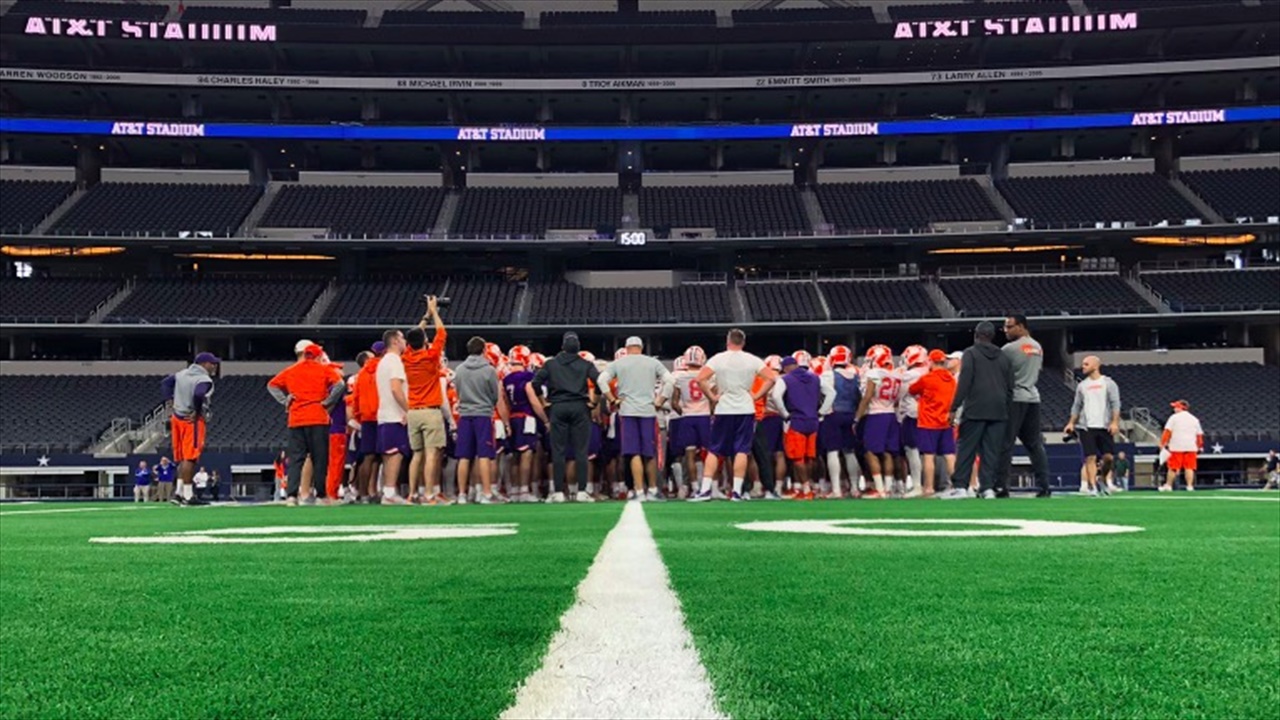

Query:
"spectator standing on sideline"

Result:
[[133, 460, 153, 502], [375, 330, 411, 504], [1159, 400, 1203, 492], [454, 336, 510, 504], [529, 332, 600, 503], [193, 466, 210, 500], [273, 450, 287, 500], [1064, 355, 1121, 496], [268, 343, 345, 507], [1113, 450, 1131, 491], [942, 321, 1013, 500], [403, 296, 448, 504], [690, 328, 777, 502], [162, 352, 218, 506], [599, 336, 673, 502], [154, 456, 176, 502], [1262, 450, 1279, 490], [998, 315, 1051, 498]]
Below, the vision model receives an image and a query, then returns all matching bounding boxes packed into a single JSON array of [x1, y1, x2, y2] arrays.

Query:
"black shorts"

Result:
[[1079, 429, 1114, 458]]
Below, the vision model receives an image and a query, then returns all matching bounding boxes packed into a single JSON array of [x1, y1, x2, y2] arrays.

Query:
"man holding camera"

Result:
[[1064, 355, 1121, 496], [403, 295, 449, 504]]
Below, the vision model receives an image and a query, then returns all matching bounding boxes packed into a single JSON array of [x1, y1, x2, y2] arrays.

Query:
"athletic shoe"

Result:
[[902, 487, 924, 499], [383, 494, 410, 505], [994, 489, 1011, 499], [687, 490, 713, 503], [937, 488, 973, 500], [861, 489, 883, 499], [1088, 488, 1100, 497], [762, 490, 783, 500], [1098, 484, 1111, 497], [547, 492, 567, 504], [1187, 486, 1196, 492], [797, 490, 815, 501], [980, 489, 996, 500], [1157, 485, 1172, 492], [710, 487, 729, 501], [1076, 487, 1093, 496], [477, 494, 493, 505], [730, 491, 746, 502], [1107, 483, 1123, 493], [186, 497, 209, 506], [169, 495, 185, 506], [576, 491, 596, 503], [284, 497, 298, 507], [1034, 489, 1052, 498], [646, 489, 666, 502], [455, 496, 468, 505]]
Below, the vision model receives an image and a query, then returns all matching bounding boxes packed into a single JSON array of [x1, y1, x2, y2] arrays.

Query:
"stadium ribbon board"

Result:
[[1, 56, 1273, 92]]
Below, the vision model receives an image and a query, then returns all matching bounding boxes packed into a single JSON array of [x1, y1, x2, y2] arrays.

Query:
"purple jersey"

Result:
[[781, 369, 822, 435], [503, 370, 535, 418]]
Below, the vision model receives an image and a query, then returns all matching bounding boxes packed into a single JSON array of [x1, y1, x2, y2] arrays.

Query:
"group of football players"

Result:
[[305, 337, 970, 504]]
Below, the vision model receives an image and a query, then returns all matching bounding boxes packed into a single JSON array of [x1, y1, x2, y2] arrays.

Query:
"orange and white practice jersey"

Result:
[[1162, 412, 1204, 452], [672, 369, 711, 416], [897, 366, 928, 420], [864, 365, 901, 415]]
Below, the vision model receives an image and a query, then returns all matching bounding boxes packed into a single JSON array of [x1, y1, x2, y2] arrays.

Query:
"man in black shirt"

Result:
[[529, 331, 600, 503]]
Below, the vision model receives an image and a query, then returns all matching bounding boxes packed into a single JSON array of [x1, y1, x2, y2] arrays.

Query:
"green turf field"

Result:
[[2, 495, 1277, 719]]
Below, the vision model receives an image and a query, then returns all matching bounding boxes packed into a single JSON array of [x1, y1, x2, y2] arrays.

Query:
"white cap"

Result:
[[295, 339, 314, 355], [948, 351, 964, 360], [625, 336, 643, 348]]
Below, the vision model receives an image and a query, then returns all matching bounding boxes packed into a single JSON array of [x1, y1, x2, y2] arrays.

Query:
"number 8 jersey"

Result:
[[673, 370, 711, 417]]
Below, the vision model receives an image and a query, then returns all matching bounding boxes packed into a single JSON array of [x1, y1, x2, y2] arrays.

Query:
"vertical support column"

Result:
[[76, 141, 102, 189]]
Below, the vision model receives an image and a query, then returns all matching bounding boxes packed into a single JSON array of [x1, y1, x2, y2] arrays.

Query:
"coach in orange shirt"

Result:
[[268, 343, 346, 507], [908, 349, 958, 498], [404, 295, 448, 503]]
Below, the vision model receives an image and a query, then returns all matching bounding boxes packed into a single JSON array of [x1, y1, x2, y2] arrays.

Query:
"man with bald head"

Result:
[[1064, 355, 1121, 496], [941, 321, 1014, 499]]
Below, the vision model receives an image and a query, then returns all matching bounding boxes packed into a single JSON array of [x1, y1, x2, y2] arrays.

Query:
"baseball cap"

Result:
[[780, 356, 798, 369], [928, 349, 948, 363], [194, 351, 221, 364], [1171, 399, 1190, 410], [294, 339, 314, 355], [625, 336, 643, 348], [371, 341, 386, 355], [948, 351, 964, 360], [304, 343, 324, 359]]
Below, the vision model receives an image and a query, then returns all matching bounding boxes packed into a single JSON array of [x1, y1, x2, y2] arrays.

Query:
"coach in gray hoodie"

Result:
[[453, 336, 509, 503], [943, 321, 1014, 499]]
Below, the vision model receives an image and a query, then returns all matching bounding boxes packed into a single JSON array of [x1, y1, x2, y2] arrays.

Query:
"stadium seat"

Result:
[[0, 277, 121, 323], [640, 185, 808, 237], [8, 0, 168, 20], [541, 11, 715, 26], [732, 7, 875, 23], [179, 6, 367, 25], [741, 282, 825, 322], [995, 174, 1204, 227], [1035, 373, 1078, 432], [0, 375, 164, 453], [819, 279, 940, 320], [322, 277, 520, 326], [1103, 363, 1280, 441], [199, 376, 288, 453], [105, 278, 324, 324], [259, 186, 446, 237], [1181, 168, 1280, 221], [379, 10, 523, 26], [528, 282, 732, 324], [940, 274, 1155, 316], [451, 187, 621, 238], [0, 179, 75, 234], [51, 183, 262, 237], [815, 180, 1002, 234], [1140, 268, 1280, 311], [890, 2, 1072, 20]]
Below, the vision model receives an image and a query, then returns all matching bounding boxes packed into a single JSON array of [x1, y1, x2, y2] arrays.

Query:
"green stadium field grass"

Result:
[[2, 495, 1277, 719]]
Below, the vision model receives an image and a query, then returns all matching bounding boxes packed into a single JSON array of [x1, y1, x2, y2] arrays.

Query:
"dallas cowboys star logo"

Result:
[[1211, 443, 1224, 454], [36, 455, 50, 467]]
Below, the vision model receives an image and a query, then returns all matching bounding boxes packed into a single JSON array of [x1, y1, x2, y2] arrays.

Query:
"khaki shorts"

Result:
[[408, 407, 446, 452]]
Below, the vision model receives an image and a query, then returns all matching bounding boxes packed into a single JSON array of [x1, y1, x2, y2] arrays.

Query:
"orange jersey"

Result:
[[403, 329, 447, 409], [355, 357, 381, 422], [752, 376, 778, 420], [909, 367, 957, 431], [269, 359, 340, 427]]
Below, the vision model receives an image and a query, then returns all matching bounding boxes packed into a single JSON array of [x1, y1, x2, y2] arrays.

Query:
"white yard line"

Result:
[[1111, 495, 1279, 503], [0, 506, 168, 517], [501, 502, 726, 720]]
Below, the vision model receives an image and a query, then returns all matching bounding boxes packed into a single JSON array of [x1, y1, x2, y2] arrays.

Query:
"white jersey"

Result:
[[705, 350, 765, 416], [864, 366, 901, 415], [375, 352, 408, 424], [1163, 412, 1203, 452], [672, 370, 711, 417], [897, 366, 928, 420]]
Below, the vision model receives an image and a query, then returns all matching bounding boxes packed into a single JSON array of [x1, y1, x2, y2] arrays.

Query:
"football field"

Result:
[[1, 494, 1277, 719]]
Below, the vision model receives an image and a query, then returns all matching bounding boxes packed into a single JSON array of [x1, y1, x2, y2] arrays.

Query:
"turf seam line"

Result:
[[501, 502, 726, 720]]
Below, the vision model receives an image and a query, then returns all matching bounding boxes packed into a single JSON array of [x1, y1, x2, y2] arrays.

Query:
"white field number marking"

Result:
[[735, 518, 1144, 537], [90, 524, 517, 544]]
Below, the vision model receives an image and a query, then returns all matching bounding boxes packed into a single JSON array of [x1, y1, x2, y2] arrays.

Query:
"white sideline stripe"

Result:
[[0, 506, 167, 516], [1112, 495, 1280, 503], [501, 502, 726, 720]]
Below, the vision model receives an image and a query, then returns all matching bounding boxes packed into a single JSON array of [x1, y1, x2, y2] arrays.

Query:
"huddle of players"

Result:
[[319, 332, 966, 504]]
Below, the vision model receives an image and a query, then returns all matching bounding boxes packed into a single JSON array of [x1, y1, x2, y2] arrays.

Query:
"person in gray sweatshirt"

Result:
[[1065, 355, 1121, 496], [998, 314, 1052, 498], [453, 336, 510, 504], [942, 321, 1014, 499]]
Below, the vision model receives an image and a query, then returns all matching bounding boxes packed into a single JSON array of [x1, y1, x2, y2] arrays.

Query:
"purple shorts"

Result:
[[711, 414, 756, 458], [359, 421, 380, 457], [862, 413, 901, 455], [619, 415, 658, 458], [819, 411, 856, 454], [756, 415, 784, 455], [510, 416, 538, 453], [916, 427, 956, 456], [377, 422, 410, 457], [899, 416, 919, 451], [456, 416, 496, 461], [674, 415, 712, 452]]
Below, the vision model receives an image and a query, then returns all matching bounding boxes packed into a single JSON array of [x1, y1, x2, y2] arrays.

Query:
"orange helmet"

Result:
[[683, 345, 707, 368], [903, 345, 928, 368], [811, 356, 827, 376], [508, 345, 531, 367], [829, 345, 852, 367], [579, 351, 596, 363], [484, 342, 503, 367], [866, 344, 893, 369], [791, 350, 812, 368], [764, 354, 782, 373], [528, 352, 546, 370]]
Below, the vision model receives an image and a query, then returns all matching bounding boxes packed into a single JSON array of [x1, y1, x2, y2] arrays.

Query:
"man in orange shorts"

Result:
[[776, 354, 827, 500], [162, 352, 219, 505], [1159, 399, 1204, 492]]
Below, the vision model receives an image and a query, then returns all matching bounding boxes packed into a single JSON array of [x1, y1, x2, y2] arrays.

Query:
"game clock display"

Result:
[[616, 230, 649, 247]]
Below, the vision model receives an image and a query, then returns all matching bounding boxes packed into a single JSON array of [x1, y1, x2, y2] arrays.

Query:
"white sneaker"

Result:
[[478, 494, 493, 505], [937, 488, 973, 500], [627, 490, 643, 502], [1076, 487, 1092, 496], [456, 496, 469, 505], [576, 490, 595, 503], [1088, 488, 1100, 497], [547, 492, 567, 504], [710, 487, 729, 500], [1107, 483, 1123, 493], [646, 488, 666, 502], [1186, 486, 1196, 492], [981, 489, 996, 500], [903, 487, 924, 499], [1158, 485, 1172, 493]]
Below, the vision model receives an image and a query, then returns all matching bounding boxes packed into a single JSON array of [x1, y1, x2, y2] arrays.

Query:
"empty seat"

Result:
[[0, 180, 75, 234], [815, 180, 1002, 234], [0, 375, 164, 453], [941, 274, 1155, 316], [322, 277, 519, 326], [890, 2, 1072, 20], [198, 376, 289, 453], [820, 279, 939, 320], [528, 282, 732, 325], [52, 183, 261, 237], [106, 278, 323, 324], [1141, 268, 1280, 311], [542, 11, 715, 26], [640, 185, 808, 237], [1181, 168, 1280, 221], [260, 186, 446, 236], [380, 10, 523, 25], [451, 187, 620, 237], [180, 6, 366, 25], [0, 277, 121, 323], [1103, 363, 1280, 441], [742, 283, 825, 322], [733, 7, 875, 23], [995, 174, 1203, 227]]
